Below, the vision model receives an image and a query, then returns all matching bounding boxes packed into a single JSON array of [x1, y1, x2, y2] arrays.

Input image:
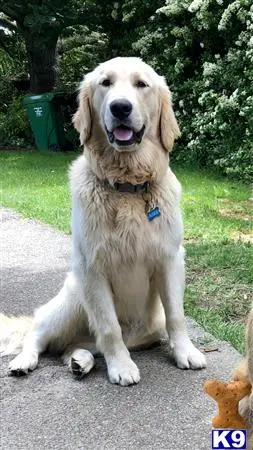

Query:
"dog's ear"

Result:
[[73, 77, 92, 146], [159, 80, 181, 152]]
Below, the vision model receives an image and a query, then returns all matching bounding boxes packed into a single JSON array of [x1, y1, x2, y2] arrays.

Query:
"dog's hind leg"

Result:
[[8, 272, 87, 376], [8, 329, 43, 375], [62, 344, 95, 379], [8, 302, 57, 375]]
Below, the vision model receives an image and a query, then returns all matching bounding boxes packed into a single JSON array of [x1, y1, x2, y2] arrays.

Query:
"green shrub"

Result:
[[133, 0, 253, 182], [0, 96, 33, 147], [58, 26, 108, 91]]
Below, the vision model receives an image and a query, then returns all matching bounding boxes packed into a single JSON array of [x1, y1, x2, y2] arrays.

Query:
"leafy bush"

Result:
[[0, 23, 32, 147], [58, 26, 108, 91], [0, 96, 33, 147], [133, 0, 253, 182]]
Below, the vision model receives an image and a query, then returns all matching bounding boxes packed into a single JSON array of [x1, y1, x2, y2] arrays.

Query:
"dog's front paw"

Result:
[[107, 355, 140, 386], [8, 352, 38, 376], [171, 338, 206, 370]]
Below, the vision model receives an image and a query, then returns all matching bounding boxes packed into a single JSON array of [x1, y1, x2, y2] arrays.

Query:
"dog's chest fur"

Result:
[[70, 155, 183, 272]]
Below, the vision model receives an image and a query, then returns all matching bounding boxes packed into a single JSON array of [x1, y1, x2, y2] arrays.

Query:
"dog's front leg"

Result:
[[158, 247, 206, 370], [80, 268, 140, 386]]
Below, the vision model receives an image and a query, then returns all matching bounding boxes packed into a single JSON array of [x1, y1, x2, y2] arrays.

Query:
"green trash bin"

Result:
[[23, 92, 66, 151]]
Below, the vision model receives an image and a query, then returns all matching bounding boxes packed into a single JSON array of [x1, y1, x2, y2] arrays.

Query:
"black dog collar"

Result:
[[102, 178, 160, 221], [103, 180, 150, 194]]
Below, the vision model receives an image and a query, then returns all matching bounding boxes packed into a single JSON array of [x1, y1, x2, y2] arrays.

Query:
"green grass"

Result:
[[1, 150, 252, 353], [0, 150, 76, 232]]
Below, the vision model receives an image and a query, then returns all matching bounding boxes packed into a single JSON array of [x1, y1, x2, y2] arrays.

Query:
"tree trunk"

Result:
[[24, 32, 59, 94]]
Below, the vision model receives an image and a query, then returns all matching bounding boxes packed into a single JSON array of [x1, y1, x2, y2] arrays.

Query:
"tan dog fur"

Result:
[[0, 57, 206, 385]]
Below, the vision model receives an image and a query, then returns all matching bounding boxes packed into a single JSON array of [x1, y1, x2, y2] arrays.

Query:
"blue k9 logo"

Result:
[[212, 430, 247, 449]]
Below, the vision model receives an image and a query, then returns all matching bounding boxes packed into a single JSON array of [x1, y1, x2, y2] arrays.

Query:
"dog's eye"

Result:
[[136, 80, 148, 88], [101, 79, 111, 87]]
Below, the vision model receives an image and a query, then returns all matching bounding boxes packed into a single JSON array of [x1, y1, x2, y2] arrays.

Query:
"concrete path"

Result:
[[0, 208, 241, 450]]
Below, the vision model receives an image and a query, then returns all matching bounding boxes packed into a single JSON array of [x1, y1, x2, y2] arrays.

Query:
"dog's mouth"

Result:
[[106, 124, 145, 146]]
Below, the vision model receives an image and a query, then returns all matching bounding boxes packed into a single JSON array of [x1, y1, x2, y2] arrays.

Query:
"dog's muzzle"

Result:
[[105, 99, 145, 147]]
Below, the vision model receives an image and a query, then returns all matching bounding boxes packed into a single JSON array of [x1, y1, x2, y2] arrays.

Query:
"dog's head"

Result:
[[73, 57, 180, 153]]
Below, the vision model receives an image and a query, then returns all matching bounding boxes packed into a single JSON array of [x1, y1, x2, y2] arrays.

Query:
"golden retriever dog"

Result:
[[0, 57, 206, 385]]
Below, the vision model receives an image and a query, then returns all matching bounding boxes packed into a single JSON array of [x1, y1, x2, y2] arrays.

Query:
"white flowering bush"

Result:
[[133, 0, 253, 182]]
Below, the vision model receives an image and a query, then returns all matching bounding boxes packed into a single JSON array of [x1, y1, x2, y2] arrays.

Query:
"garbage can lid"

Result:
[[23, 92, 64, 105]]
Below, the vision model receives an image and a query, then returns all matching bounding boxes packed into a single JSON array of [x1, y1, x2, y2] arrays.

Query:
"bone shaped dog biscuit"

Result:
[[204, 379, 251, 429]]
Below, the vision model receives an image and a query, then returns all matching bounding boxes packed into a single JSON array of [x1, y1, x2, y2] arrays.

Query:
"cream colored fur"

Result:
[[0, 57, 206, 385]]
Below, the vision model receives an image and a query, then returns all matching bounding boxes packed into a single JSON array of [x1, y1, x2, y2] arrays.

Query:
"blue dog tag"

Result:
[[147, 206, 161, 221]]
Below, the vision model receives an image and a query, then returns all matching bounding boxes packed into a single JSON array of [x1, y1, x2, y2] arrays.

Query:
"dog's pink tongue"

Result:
[[113, 127, 133, 141]]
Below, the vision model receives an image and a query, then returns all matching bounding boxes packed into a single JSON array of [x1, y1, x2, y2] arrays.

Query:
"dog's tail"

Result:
[[0, 313, 33, 356]]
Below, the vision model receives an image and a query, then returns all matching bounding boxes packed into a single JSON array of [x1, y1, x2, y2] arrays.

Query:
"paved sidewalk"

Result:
[[0, 208, 241, 450]]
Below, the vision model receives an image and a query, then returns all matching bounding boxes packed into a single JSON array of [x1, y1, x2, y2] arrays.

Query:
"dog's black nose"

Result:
[[110, 100, 132, 120]]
